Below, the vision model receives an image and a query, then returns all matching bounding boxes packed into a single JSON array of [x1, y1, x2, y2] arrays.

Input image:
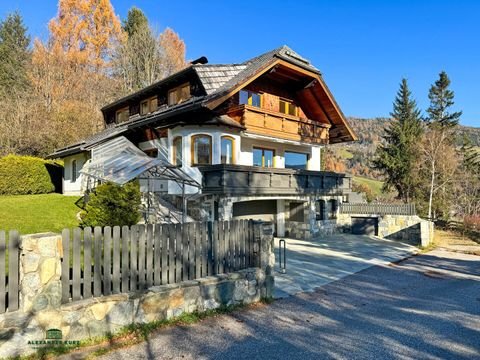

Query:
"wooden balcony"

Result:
[[198, 164, 351, 196], [226, 105, 330, 144]]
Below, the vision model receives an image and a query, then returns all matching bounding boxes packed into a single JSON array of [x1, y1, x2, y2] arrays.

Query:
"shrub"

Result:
[[80, 181, 141, 227], [0, 154, 63, 195]]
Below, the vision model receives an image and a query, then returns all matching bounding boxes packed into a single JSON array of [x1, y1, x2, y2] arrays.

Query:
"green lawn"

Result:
[[0, 194, 81, 234], [353, 176, 384, 197]]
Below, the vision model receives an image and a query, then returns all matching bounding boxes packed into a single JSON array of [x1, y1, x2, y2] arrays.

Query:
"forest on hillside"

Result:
[[327, 117, 480, 179]]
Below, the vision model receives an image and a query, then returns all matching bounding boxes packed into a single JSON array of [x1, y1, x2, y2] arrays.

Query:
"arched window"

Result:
[[191, 134, 212, 165], [172, 136, 182, 166], [71, 160, 77, 182], [221, 136, 235, 164]]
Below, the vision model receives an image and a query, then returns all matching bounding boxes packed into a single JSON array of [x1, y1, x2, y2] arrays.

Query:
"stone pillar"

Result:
[[276, 199, 285, 237], [254, 222, 275, 298], [420, 220, 434, 247], [20, 233, 63, 314], [218, 197, 233, 221]]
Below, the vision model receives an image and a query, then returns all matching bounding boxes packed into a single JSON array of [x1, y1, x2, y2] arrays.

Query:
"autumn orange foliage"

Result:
[[48, 0, 124, 70]]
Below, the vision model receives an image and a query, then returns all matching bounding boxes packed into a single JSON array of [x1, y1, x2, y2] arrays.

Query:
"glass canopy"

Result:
[[80, 136, 200, 188]]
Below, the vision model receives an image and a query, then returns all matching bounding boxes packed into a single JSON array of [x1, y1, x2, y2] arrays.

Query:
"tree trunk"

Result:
[[428, 160, 435, 220]]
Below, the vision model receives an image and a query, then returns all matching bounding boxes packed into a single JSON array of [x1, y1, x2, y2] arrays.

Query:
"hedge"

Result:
[[0, 155, 63, 195]]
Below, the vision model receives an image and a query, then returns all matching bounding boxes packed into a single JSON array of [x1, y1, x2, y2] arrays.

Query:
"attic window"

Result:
[[116, 107, 129, 123], [141, 97, 158, 115], [239, 90, 261, 107], [279, 99, 298, 117], [168, 83, 190, 106]]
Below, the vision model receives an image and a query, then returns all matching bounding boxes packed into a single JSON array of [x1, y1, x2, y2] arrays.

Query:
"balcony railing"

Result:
[[198, 164, 351, 196], [226, 105, 330, 144]]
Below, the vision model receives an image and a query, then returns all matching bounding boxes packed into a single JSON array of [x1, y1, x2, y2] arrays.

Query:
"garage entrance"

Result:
[[351, 217, 378, 235]]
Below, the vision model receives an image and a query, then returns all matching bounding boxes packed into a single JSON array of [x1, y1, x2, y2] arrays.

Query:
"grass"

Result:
[[0, 194, 81, 234], [352, 176, 384, 197], [22, 300, 272, 360], [338, 148, 354, 160]]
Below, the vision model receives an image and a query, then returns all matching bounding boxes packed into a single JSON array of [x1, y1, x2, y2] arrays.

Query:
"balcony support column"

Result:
[[276, 199, 286, 237]]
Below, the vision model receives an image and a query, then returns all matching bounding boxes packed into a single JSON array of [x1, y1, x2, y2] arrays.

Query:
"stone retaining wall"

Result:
[[0, 223, 275, 358]]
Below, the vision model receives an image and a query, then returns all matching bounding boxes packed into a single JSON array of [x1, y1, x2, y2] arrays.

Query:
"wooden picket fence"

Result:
[[61, 220, 257, 303], [340, 203, 416, 216], [0, 230, 20, 314]]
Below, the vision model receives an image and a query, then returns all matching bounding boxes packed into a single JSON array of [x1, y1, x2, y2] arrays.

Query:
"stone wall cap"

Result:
[[148, 283, 181, 293], [22, 232, 60, 239], [180, 280, 200, 288], [60, 293, 129, 311]]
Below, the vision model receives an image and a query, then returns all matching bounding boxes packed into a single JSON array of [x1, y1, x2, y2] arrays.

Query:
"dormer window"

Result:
[[140, 97, 158, 115], [116, 107, 129, 123], [279, 98, 298, 116], [239, 90, 261, 107], [168, 83, 190, 106]]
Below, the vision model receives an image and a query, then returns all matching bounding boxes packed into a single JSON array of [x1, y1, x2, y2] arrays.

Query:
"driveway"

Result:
[[274, 234, 418, 298], [96, 249, 480, 360]]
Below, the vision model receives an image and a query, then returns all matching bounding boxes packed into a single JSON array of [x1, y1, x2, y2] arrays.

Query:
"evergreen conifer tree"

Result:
[[0, 12, 30, 92], [373, 79, 423, 203]]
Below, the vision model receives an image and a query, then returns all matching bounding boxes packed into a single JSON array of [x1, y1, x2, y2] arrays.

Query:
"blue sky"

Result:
[[1, 0, 478, 127]]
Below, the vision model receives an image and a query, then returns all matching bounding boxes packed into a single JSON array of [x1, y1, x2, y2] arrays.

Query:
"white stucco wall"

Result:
[[63, 152, 90, 195]]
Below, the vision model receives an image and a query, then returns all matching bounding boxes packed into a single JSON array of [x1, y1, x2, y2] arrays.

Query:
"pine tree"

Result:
[[373, 79, 423, 203], [122, 6, 148, 37], [0, 12, 31, 92], [422, 71, 462, 219], [426, 71, 462, 129]]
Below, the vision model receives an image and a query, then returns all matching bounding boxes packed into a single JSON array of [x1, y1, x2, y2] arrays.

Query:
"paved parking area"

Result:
[[274, 234, 418, 298]]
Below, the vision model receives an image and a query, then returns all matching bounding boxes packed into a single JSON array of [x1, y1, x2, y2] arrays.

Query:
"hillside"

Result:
[[329, 117, 480, 179]]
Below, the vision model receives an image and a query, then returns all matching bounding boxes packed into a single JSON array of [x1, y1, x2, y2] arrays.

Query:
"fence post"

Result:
[[253, 221, 275, 298], [20, 233, 63, 313]]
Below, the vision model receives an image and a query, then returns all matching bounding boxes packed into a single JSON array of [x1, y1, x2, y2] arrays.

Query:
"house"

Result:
[[49, 46, 357, 238]]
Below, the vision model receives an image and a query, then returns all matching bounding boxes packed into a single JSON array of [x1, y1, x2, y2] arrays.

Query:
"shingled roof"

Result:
[[50, 45, 355, 158]]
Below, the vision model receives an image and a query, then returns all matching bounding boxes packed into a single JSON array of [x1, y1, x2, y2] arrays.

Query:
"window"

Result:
[[71, 160, 77, 182], [239, 90, 261, 107], [140, 97, 158, 115], [116, 107, 129, 122], [316, 200, 326, 221], [221, 136, 235, 164], [191, 135, 212, 165], [168, 83, 190, 105], [329, 199, 338, 219], [253, 147, 274, 167], [279, 99, 298, 116], [140, 100, 149, 115], [285, 151, 308, 170], [173, 136, 183, 166]]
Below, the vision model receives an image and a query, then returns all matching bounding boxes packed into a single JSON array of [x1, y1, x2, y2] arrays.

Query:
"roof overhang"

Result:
[[203, 58, 357, 144]]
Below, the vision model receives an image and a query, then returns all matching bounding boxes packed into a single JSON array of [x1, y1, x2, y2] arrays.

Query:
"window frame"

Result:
[[172, 136, 183, 166], [278, 98, 298, 117], [253, 147, 275, 168], [239, 89, 262, 107], [284, 151, 309, 170], [220, 136, 235, 165], [168, 83, 191, 106], [115, 107, 129, 122], [71, 159, 77, 183], [191, 134, 213, 166]]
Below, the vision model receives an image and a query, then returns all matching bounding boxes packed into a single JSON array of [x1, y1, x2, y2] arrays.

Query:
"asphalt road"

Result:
[[99, 249, 480, 360]]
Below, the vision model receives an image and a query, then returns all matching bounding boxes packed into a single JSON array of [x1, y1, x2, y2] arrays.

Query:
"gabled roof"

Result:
[[50, 45, 356, 158]]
